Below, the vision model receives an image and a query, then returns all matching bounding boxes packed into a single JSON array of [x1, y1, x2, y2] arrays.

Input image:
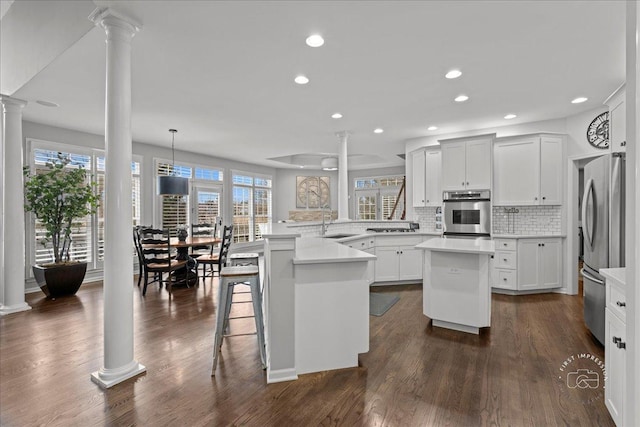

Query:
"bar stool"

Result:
[[211, 265, 266, 376], [229, 252, 259, 267]]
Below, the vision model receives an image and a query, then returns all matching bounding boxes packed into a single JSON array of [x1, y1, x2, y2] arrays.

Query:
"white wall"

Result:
[[272, 168, 338, 222]]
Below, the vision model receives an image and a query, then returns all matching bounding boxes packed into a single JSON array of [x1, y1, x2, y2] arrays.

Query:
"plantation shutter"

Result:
[[157, 162, 190, 236]]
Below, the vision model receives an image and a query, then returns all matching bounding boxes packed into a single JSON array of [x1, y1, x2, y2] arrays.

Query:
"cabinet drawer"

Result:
[[607, 283, 626, 322], [494, 239, 516, 251], [495, 251, 517, 269], [495, 269, 517, 290]]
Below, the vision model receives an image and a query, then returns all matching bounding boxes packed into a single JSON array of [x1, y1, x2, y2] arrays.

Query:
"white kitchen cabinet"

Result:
[[411, 148, 442, 207], [605, 84, 626, 154], [440, 134, 493, 191], [493, 133, 564, 206], [374, 246, 423, 282], [602, 268, 626, 427], [517, 238, 562, 290], [373, 235, 425, 283], [492, 238, 518, 290]]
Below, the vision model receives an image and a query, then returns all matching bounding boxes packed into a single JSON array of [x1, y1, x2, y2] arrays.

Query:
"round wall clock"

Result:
[[296, 176, 330, 208], [586, 112, 609, 149]]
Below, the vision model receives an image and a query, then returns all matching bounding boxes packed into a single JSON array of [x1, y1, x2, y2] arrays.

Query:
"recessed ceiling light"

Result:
[[374, 128, 384, 134], [445, 69, 462, 79], [454, 95, 469, 102], [294, 75, 309, 85], [571, 97, 588, 104], [331, 113, 343, 119], [306, 34, 324, 47], [299, 165, 305, 168], [427, 126, 438, 131], [504, 114, 517, 120], [36, 100, 59, 107]]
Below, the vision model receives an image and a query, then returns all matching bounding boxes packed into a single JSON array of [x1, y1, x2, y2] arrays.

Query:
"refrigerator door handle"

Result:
[[581, 268, 604, 285], [582, 178, 595, 250]]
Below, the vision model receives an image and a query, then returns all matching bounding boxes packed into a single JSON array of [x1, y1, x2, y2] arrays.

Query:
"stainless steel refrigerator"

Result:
[[581, 153, 625, 345]]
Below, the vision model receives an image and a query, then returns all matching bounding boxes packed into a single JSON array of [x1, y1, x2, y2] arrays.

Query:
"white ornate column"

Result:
[[0, 95, 31, 316], [336, 131, 350, 220], [89, 8, 145, 388]]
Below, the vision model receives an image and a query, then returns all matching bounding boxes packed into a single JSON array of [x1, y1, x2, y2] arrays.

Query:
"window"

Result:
[[155, 160, 223, 236], [354, 175, 405, 220], [28, 142, 142, 272], [232, 172, 272, 243]]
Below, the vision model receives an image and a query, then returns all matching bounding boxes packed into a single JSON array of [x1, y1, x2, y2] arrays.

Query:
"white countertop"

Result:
[[601, 267, 626, 287], [293, 237, 377, 265], [492, 234, 566, 239], [416, 237, 495, 254]]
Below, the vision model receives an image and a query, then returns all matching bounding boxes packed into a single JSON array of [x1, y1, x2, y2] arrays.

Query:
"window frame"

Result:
[[25, 138, 143, 276], [354, 174, 405, 220], [231, 169, 272, 243]]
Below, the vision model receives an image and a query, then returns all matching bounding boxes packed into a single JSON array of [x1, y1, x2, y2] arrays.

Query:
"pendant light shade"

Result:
[[158, 175, 189, 195], [157, 129, 189, 195]]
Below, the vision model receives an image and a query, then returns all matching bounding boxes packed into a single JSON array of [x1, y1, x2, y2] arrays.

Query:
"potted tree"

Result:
[[23, 153, 100, 298]]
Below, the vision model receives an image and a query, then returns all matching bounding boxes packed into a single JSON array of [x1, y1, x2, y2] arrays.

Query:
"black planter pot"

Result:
[[32, 262, 87, 298]]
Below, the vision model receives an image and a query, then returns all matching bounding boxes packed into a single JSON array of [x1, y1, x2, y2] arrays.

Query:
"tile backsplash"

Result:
[[492, 205, 561, 235], [414, 206, 439, 232]]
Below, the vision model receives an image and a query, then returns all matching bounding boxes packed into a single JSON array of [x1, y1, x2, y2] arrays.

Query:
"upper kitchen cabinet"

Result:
[[411, 148, 441, 207], [493, 133, 565, 206], [605, 84, 626, 153], [440, 134, 494, 191]]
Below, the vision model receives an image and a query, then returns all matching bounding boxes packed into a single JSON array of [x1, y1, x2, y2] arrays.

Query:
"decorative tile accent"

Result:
[[492, 205, 561, 235], [414, 206, 439, 232]]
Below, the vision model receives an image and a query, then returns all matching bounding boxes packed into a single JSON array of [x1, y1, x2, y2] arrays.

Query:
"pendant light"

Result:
[[157, 129, 189, 195]]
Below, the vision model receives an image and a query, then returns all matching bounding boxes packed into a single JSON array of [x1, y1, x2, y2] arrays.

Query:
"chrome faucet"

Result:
[[321, 205, 331, 236]]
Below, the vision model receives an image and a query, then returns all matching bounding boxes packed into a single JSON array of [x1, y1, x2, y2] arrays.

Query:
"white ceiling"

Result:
[[8, 0, 626, 170]]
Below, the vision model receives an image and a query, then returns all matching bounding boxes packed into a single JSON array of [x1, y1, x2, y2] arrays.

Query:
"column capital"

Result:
[[89, 8, 142, 37], [0, 95, 27, 111], [335, 131, 351, 140]]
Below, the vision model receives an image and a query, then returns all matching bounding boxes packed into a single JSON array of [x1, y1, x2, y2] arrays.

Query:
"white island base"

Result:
[[417, 238, 495, 334]]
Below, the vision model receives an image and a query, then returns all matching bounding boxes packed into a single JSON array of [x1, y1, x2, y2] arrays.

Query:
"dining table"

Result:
[[143, 236, 221, 287]]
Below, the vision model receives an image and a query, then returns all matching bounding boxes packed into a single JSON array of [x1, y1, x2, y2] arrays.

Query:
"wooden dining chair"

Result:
[[190, 222, 217, 256], [195, 225, 233, 282], [138, 228, 188, 295], [133, 225, 154, 288]]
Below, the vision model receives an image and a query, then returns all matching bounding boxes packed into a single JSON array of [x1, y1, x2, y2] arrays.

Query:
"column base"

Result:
[[0, 302, 32, 316], [91, 360, 146, 388]]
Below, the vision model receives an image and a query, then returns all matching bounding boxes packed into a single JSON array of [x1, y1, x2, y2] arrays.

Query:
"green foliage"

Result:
[[23, 153, 100, 264]]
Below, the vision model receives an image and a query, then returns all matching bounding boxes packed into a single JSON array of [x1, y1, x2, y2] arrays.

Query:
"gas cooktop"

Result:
[[366, 227, 416, 233]]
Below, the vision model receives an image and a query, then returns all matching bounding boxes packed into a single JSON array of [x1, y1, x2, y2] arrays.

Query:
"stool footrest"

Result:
[[228, 315, 255, 320], [223, 332, 257, 338]]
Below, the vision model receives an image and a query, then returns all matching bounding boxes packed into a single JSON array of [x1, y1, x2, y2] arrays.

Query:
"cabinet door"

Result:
[[441, 142, 467, 191], [374, 247, 400, 282], [610, 99, 626, 153], [493, 137, 539, 205], [605, 308, 626, 426], [364, 248, 375, 284], [539, 136, 563, 205], [424, 150, 442, 206], [517, 240, 540, 290], [398, 247, 423, 281], [538, 239, 562, 288], [411, 150, 426, 207], [465, 139, 492, 190]]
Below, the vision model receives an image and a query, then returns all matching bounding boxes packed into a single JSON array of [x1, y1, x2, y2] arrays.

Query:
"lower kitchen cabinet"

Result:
[[517, 238, 562, 290], [492, 237, 563, 292], [374, 246, 422, 282], [602, 268, 626, 426]]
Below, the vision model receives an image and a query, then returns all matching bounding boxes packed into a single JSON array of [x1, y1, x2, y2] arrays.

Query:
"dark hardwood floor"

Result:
[[0, 277, 613, 426]]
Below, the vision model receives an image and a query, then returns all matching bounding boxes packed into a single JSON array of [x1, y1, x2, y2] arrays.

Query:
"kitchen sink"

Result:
[[323, 233, 358, 239]]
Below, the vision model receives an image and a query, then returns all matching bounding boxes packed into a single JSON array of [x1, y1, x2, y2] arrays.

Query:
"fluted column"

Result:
[[336, 131, 350, 220], [0, 95, 31, 316], [89, 8, 145, 388]]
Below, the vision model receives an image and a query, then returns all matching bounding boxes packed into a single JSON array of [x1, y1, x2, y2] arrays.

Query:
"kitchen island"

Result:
[[261, 224, 376, 383], [417, 238, 495, 334]]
